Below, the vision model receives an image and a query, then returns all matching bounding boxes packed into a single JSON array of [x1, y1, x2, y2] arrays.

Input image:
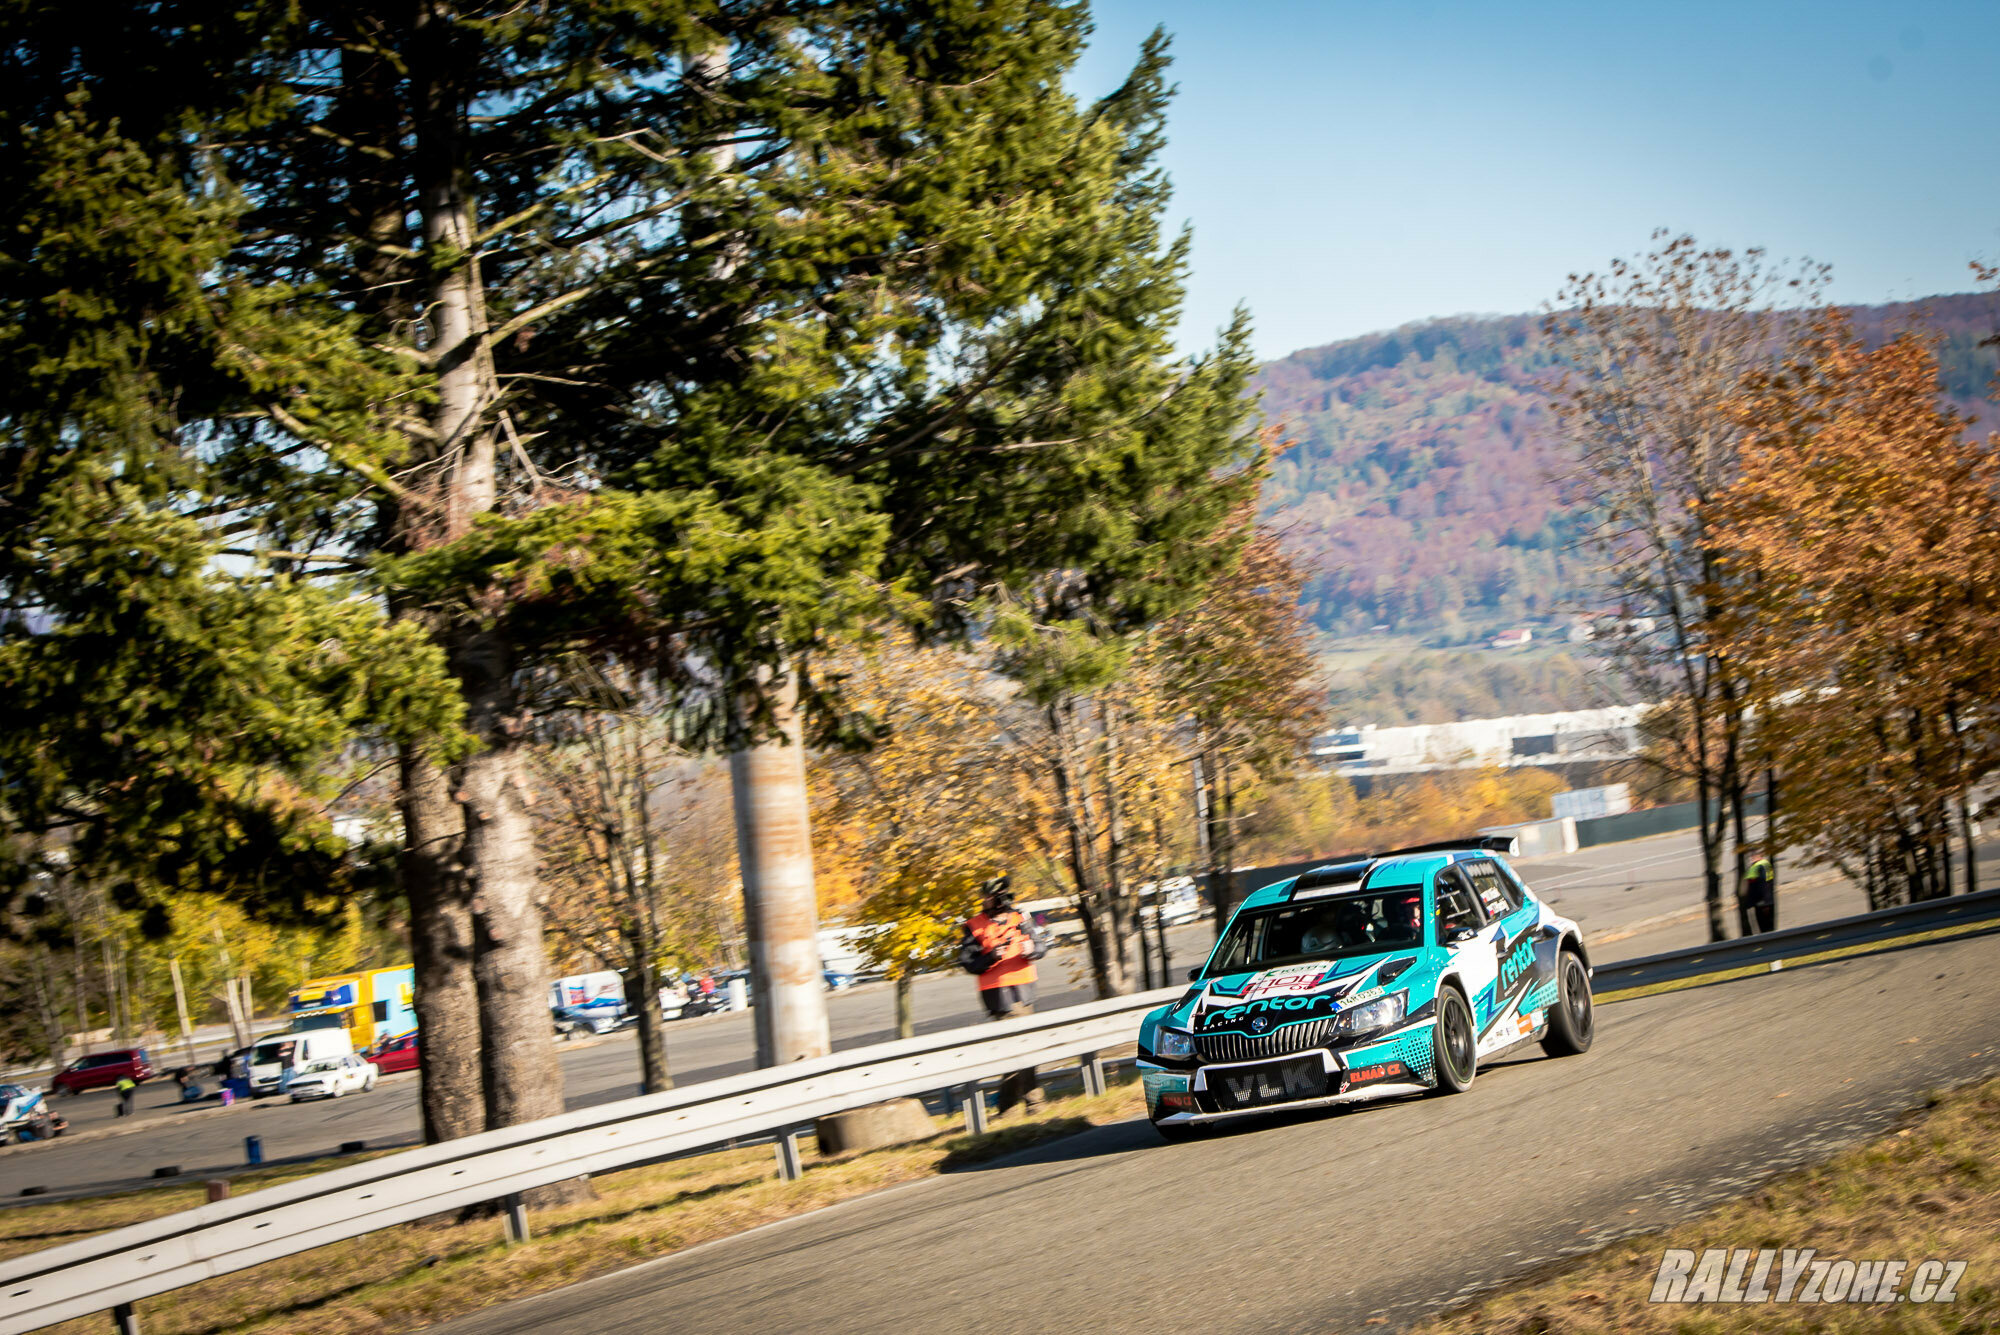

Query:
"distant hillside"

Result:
[[1256, 292, 2000, 637]]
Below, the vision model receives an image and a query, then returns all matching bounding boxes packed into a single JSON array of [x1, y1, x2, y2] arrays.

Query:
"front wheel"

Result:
[[1431, 986, 1477, 1094], [1541, 948, 1595, 1057]]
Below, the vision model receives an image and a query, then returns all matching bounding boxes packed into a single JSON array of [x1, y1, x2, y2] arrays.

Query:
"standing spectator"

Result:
[[960, 877, 1048, 1113], [114, 1074, 137, 1117], [1744, 856, 1777, 934]]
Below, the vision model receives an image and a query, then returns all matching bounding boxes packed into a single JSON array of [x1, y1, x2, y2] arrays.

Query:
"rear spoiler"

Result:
[[1373, 835, 1517, 859]]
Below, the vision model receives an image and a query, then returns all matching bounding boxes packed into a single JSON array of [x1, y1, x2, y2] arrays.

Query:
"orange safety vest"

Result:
[[965, 910, 1037, 990]]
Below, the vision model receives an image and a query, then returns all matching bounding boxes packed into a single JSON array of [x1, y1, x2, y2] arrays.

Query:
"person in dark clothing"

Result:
[[1744, 856, 1776, 933]]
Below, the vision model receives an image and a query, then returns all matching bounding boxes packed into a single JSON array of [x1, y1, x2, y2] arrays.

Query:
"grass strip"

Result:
[[2, 1078, 1144, 1335], [1414, 1073, 2000, 1335]]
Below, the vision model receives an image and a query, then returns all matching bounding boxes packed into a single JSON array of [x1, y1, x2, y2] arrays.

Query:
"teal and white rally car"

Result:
[[1138, 838, 1594, 1139]]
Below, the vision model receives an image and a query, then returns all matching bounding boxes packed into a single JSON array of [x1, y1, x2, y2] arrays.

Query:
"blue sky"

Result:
[[1069, 1, 2000, 361]]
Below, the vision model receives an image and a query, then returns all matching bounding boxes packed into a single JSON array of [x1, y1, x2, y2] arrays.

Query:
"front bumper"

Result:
[[1143, 1021, 1437, 1123]]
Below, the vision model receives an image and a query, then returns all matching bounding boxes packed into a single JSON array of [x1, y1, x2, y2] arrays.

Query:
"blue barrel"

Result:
[[244, 1135, 263, 1166]]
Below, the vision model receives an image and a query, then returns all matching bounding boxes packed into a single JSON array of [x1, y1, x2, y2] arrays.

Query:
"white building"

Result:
[[1311, 704, 1654, 777]]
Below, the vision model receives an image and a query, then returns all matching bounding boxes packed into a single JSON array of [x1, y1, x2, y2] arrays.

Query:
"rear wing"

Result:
[[1373, 835, 1517, 859]]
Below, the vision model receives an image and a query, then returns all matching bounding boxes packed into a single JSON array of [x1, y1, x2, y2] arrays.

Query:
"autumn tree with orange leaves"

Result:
[[811, 635, 1028, 1037], [1709, 315, 2000, 905]]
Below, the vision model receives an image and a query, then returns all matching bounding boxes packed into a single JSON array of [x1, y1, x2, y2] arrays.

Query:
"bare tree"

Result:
[[531, 661, 738, 1094], [1545, 233, 1825, 941]]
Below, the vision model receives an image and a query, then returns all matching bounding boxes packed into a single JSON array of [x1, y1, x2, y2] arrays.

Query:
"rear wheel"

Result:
[[1431, 986, 1477, 1094], [1540, 948, 1595, 1057]]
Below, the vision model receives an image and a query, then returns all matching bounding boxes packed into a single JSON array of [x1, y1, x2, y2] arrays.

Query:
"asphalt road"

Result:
[[433, 932, 2000, 1335], [1, 826, 1878, 1199]]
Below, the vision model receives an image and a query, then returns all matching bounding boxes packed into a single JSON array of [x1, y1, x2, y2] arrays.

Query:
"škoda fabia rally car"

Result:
[[1138, 838, 1593, 1138]]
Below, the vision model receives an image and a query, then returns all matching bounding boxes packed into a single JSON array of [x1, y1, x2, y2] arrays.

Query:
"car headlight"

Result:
[[1153, 1027, 1195, 1060], [1338, 993, 1406, 1036]]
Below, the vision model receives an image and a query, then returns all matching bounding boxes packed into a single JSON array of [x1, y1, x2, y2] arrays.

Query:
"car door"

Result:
[[1464, 858, 1549, 1019], [1433, 866, 1503, 1044]]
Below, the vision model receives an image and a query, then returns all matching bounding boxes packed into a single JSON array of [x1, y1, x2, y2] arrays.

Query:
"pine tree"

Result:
[[4, 2, 1262, 1139]]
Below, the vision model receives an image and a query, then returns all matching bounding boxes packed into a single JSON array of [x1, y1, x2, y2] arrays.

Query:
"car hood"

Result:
[[1155, 951, 1425, 1039]]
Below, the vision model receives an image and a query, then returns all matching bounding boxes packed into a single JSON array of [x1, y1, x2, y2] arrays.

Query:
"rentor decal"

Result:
[[1197, 991, 1339, 1032], [1497, 936, 1536, 991]]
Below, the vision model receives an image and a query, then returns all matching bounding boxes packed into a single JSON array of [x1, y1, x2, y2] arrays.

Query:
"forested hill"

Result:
[[1256, 291, 2000, 638]]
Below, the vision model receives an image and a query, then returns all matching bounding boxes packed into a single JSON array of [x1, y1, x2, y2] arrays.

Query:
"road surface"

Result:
[[432, 931, 2000, 1335]]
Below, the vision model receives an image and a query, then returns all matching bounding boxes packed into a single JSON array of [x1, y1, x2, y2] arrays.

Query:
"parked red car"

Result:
[[49, 1048, 153, 1096], [365, 1032, 419, 1075]]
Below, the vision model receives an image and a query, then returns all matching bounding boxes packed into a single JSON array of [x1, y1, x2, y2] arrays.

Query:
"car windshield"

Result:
[[1204, 890, 1428, 975]]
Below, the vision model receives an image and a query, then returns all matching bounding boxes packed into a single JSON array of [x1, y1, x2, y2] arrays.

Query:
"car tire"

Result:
[[1431, 985, 1477, 1094], [1540, 947, 1595, 1057]]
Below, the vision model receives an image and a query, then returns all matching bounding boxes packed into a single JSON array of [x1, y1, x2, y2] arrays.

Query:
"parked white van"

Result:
[[248, 1029, 356, 1097]]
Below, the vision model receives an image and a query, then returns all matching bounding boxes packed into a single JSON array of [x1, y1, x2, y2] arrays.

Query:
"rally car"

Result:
[[1138, 837, 1593, 1139]]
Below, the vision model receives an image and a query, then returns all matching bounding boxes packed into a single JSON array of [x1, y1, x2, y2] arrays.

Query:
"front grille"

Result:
[[1194, 1016, 1335, 1065]]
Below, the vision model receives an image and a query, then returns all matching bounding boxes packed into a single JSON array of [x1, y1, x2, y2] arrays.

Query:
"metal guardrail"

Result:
[[0, 984, 1181, 1335], [11, 886, 2000, 1333], [1590, 884, 2000, 992]]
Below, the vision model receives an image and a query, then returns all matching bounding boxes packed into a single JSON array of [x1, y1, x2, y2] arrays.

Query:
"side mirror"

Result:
[[1186, 967, 1203, 982]]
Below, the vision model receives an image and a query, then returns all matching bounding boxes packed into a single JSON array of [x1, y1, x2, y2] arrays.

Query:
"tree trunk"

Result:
[[1098, 697, 1137, 990], [1728, 767, 1752, 938], [1136, 895, 1156, 990], [629, 942, 672, 1094], [730, 665, 831, 1067], [1695, 768, 1728, 941], [1961, 790, 1977, 897], [1049, 700, 1126, 997], [1763, 769, 1781, 930], [1192, 754, 1225, 927], [401, 747, 485, 1143], [414, 11, 576, 1202], [454, 632, 587, 1206], [895, 974, 915, 1040]]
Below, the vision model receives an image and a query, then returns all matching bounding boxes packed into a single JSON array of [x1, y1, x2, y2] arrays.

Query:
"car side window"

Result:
[[1466, 860, 1521, 917], [1434, 868, 1486, 938]]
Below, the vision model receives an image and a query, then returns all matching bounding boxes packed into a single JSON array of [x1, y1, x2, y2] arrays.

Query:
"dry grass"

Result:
[[4, 1078, 1144, 1335], [1415, 1074, 2000, 1335]]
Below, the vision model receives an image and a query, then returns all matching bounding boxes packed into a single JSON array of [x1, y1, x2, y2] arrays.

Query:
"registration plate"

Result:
[[1206, 1057, 1328, 1111]]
